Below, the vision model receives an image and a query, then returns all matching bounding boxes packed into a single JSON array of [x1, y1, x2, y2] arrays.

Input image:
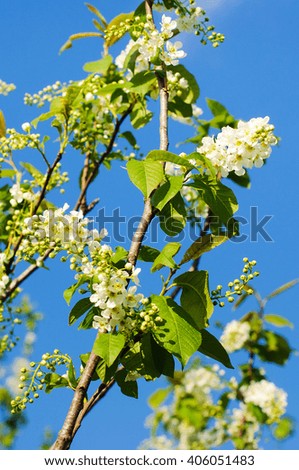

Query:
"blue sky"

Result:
[[0, 0, 299, 450]]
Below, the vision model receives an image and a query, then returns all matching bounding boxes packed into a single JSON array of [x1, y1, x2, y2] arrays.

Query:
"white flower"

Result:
[[198, 117, 277, 177], [85, 92, 94, 102], [161, 15, 177, 39], [220, 320, 251, 353], [162, 40, 187, 66], [21, 122, 31, 133], [241, 380, 287, 422], [9, 183, 24, 207]]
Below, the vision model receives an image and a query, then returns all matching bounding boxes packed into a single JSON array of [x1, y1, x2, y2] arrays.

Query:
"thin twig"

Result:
[[74, 106, 132, 213]]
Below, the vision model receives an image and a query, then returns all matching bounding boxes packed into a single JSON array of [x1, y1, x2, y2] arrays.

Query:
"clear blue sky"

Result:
[[0, 0, 298, 450]]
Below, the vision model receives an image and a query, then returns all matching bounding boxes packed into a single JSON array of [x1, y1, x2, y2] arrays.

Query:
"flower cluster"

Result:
[[211, 258, 260, 307], [0, 128, 41, 159], [20, 203, 103, 261], [241, 380, 287, 423], [198, 117, 278, 177], [9, 182, 37, 208], [0, 79, 16, 96], [20, 205, 158, 337], [10, 350, 72, 413], [24, 81, 67, 107], [220, 320, 251, 353]]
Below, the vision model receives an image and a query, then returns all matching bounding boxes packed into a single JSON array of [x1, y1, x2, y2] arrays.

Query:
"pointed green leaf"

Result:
[[199, 329, 233, 369], [93, 332, 126, 367], [228, 170, 251, 188], [127, 159, 164, 197], [148, 387, 171, 409], [180, 233, 228, 265], [151, 242, 181, 272], [83, 55, 112, 74], [20, 162, 44, 180], [152, 295, 202, 367], [129, 71, 156, 95], [173, 271, 214, 329], [0, 110, 6, 137], [190, 175, 238, 224], [264, 314, 294, 329], [115, 368, 138, 398], [68, 298, 92, 325], [138, 245, 160, 262], [159, 192, 186, 236], [206, 98, 230, 117], [147, 149, 195, 170], [266, 279, 299, 300], [85, 3, 107, 27], [152, 175, 184, 211]]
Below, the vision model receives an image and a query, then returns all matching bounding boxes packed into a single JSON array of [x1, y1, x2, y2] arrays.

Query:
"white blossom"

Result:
[[241, 380, 287, 422], [198, 117, 277, 177], [220, 320, 251, 353]]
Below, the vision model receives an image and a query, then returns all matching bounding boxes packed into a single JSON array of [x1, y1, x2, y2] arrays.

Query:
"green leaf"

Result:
[[68, 298, 92, 325], [85, 3, 107, 27], [180, 233, 228, 265], [115, 369, 138, 398], [169, 98, 192, 118], [0, 169, 15, 179], [264, 314, 294, 329], [111, 246, 128, 265], [148, 387, 171, 409], [190, 175, 238, 224], [78, 307, 97, 330], [266, 279, 299, 300], [123, 44, 140, 73], [273, 417, 294, 440], [44, 373, 69, 393], [93, 332, 126, 367], [152, 295, 202, 367], [105, 12, 134, 47], [67, 361, 78, 389], [152, 175, 184, 211], [159, 192, 186, 236], [199, 329, 233, 369], [129, 71, 156, 95], [31, 110, 57, 128], [127, 159, 164, 197], [83, 55, 112, 74], [63, 277, 87, 305], [0, 110, 6, 137], [167, 65, 200, 104], [138, 245, 160, 262], [130, 101, 153, 129], [147, 149, 195, 170], [151, 242, 181, 272], [20, 162, 44, 181], [256, 331, 292, 365], [228, 170, 251, 188], [173, 271, 214, 330], [119, 131, 137, 148], [206, 98, 230, 117]]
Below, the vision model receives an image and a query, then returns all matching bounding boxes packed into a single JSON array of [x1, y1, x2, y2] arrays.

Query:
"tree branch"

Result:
[[51, 2, 169, 449]]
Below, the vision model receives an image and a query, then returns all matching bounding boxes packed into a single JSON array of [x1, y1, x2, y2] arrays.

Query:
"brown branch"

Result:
[[51, 2, 169, 449], [51, 351, 101, 450], [5, 151, 63, 275], [70, 377, 116, 441], [74, 106, 133, 213]]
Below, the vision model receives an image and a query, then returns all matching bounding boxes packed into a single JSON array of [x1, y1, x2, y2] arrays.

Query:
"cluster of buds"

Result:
[[11, 350, 72, 413], [211, 258, 260, 307]]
